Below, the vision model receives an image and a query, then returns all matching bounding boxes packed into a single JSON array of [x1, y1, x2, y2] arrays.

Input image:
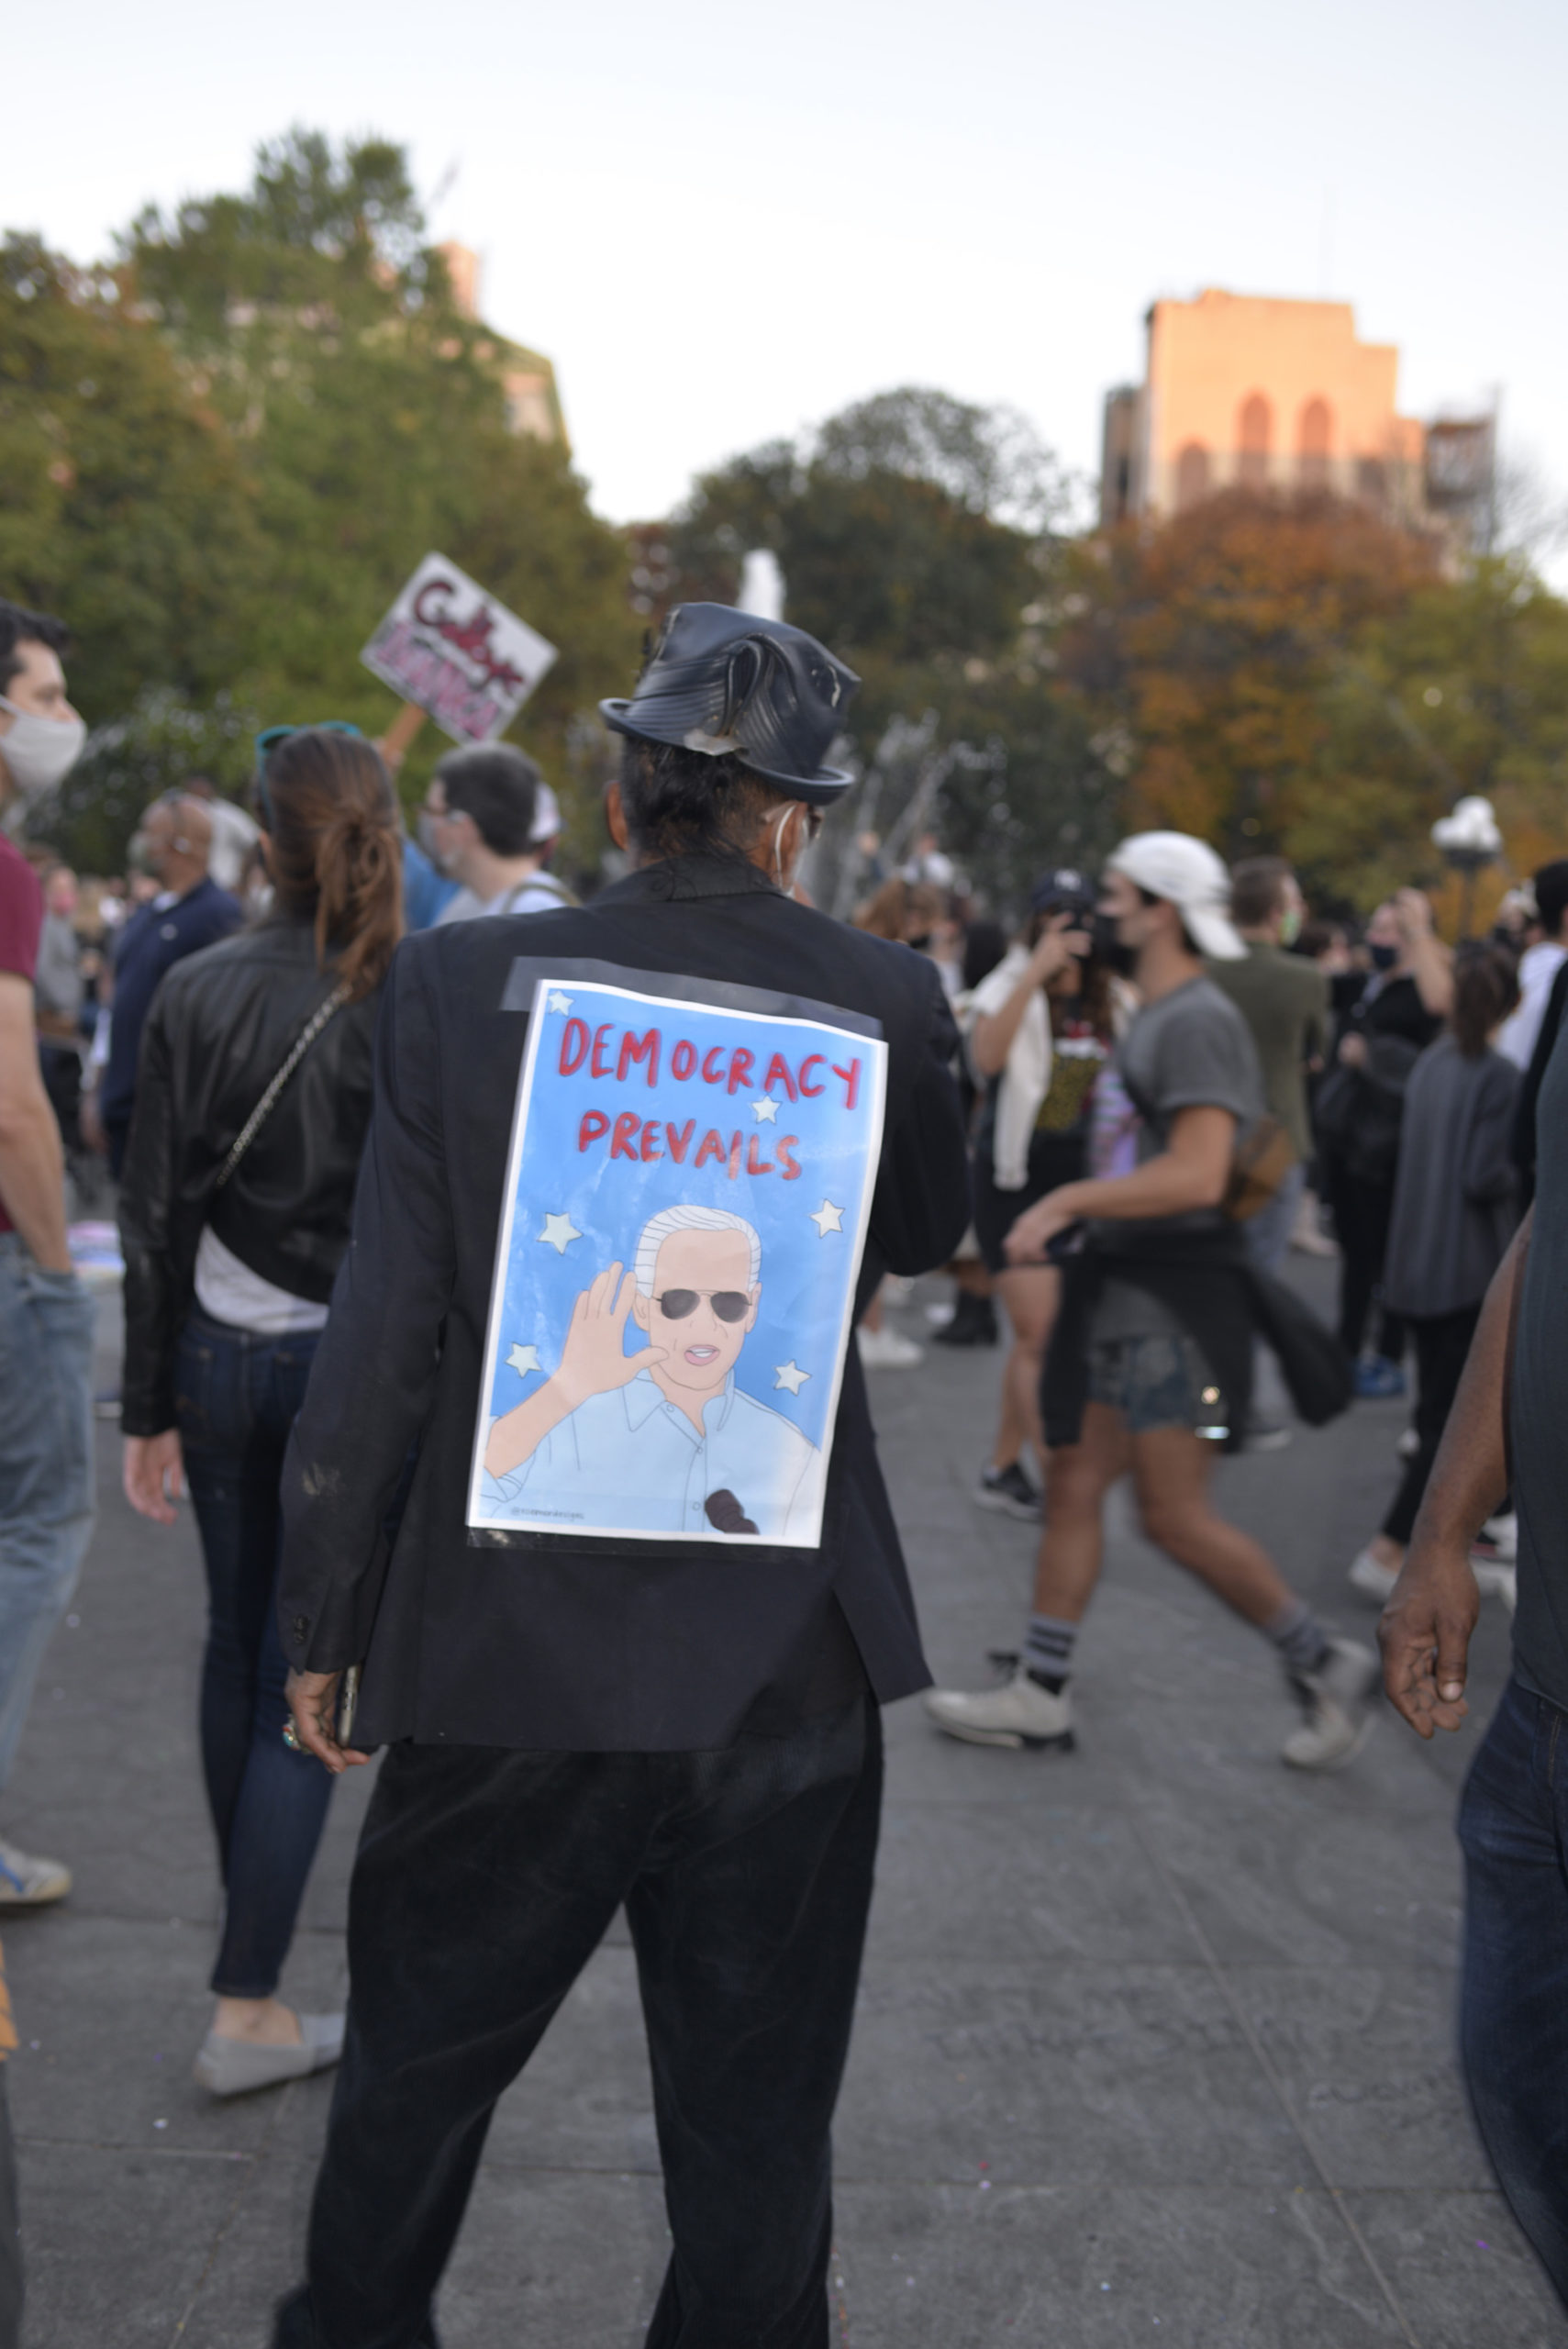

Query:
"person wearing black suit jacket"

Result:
[[271, 606, 971, 2349]]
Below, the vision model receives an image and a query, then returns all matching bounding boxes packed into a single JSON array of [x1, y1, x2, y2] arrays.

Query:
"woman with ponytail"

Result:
[[117, 727, 403, 2096]]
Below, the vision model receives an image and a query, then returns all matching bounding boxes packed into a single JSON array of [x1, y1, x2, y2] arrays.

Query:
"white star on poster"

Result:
[[773, 1359, 810, 1396], [751, 1095, 780, 1124], [539, 1210, 583, 1254], [506, 1342, 543, 1377], [810, 1199, 844, 1238], [546, 989, 573, 1015]]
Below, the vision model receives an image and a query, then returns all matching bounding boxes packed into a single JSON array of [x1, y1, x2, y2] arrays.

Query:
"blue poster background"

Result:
[[468, 975, 887, 1543]]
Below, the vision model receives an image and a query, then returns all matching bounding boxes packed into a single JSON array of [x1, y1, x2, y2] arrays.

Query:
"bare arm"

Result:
[[1004, 1105, 1235, 1261], [1379, 1209, 1528, 1737], [0, 973, 70, 1271], [1396, 887, 1454, 1019], [971, 918, 1089, 1078]]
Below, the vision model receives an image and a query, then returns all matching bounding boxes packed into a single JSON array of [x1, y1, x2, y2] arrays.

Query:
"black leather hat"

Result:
[[600, 603, 860, 805]]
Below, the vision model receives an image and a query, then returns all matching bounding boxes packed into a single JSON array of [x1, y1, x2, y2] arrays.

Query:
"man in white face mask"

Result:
[[0, 599, 95, 1932]]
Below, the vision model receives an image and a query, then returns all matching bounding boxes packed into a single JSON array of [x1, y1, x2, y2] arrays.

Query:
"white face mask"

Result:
[[0, 693, 87, 801]]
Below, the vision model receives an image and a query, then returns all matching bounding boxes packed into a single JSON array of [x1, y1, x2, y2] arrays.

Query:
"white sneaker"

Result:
[[0, 1836, 71, 1905], [1396, 1427, 1420, 1461], [858, 1324, 924, 1370], [924, 1665, 1074, 1752], [1475, 1563, 1518, 1616], [1282, 1638, 1381, 1772], [1473, 1511, 1518, 1565], [1348, 1547, 1400, 1604]]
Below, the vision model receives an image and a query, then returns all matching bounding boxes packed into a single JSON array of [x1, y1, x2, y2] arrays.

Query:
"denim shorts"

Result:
[[1086, 1332, 1226, 1435]]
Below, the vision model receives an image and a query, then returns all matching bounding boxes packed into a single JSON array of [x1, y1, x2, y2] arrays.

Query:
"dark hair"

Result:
[[1296, 918, 1335, 961], [617, 737, 789, 863], [962, 918, 1007, 992], [436, 743, 541, 857], [1229, 855, 1293, 930], [257, 730, 404, 1001], [1451, 943, 1520, 1059], [1135, 885, 1201, 958], [0, 598, 70, 697], [1535, 860, 1568, 941]]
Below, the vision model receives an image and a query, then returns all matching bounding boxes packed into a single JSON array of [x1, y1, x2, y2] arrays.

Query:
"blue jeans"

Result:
[[175, 1308, 334, 1999], [0, 1234, 95, 1795], [1458, 1675, 1568, 2309]]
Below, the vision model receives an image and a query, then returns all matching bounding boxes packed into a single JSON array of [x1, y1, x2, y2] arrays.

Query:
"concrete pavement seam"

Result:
[[1130, 1811, 1423, 2349], [164, 2077, 296, 2346]]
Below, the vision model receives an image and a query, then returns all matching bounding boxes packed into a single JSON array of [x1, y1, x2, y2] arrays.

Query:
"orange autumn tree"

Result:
[[1059, 490, 1440, 891]]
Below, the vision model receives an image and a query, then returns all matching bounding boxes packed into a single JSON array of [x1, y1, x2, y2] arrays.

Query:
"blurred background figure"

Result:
[[424, 745, 576, 924], [182, 775, 261, 896], [1347, 944, 1521, 1607], [1496, 859, 1568, 1072], [962, 870, 1106, 1520], [1314, 890, 1451, 1399], [1292, 918, 1356, 1257], [33, 866, 85, 1166], [1209, 856, 1329, 1448], [117, 726, 404, 2099], [928, 916, 1008, 1353], [852, 874, 953, 1368], [96, 795, 241, 1180]]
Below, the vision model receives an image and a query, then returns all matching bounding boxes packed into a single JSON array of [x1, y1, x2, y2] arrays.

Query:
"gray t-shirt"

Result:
[[1090, 976, 1263, 1343]]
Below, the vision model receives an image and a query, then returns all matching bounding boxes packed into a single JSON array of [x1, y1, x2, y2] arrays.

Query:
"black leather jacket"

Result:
[[117, 919, 384, 1436]]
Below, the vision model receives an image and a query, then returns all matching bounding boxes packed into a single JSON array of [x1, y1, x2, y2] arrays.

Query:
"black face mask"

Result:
[[1092, 911, 1138, 977], [1368, 942, 1399, 973]]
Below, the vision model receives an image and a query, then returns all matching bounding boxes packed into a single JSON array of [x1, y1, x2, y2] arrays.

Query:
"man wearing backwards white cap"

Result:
[[927, 831, 1378, 1772]]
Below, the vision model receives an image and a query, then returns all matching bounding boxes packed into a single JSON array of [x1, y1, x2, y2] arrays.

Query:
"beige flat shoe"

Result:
[[194, 2012, 345, 2098]]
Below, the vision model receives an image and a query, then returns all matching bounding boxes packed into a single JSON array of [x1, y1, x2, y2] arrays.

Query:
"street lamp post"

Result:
[[1431, 796, 1503, 939]]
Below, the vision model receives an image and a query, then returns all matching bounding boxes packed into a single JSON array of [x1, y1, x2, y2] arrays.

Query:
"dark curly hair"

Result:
[[617, 738, 795, 864]]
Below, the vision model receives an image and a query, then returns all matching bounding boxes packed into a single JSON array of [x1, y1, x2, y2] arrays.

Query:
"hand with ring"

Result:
[[284, 1667, 372, 1776]]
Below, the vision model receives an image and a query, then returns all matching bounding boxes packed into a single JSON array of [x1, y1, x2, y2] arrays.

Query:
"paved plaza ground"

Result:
[[6, 1262, 1565, 2347]]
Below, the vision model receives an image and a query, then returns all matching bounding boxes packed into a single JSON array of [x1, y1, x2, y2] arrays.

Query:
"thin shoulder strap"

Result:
[[214, 981, 352, 1192]]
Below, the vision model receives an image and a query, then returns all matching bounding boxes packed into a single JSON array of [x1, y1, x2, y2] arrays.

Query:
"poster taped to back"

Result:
[[469, 972, 887, 1547]]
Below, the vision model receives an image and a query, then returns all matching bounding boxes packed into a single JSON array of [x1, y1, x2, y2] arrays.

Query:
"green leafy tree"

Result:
[[0, 235, 265, 718], [5, 130, 639, 870], [666, 389, 1107, 911]]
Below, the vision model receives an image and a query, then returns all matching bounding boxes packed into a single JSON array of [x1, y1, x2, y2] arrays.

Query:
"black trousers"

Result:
[[1381, 1305, 1484, 1545], [274, 1695, 883, 2349], [1329, 1166, 1407, 1363]]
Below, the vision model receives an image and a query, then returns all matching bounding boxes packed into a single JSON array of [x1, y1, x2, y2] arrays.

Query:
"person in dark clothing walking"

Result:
[[269, 606, 971, 2349], [1346, 949, 1520, 1607], [98, 795, 241, 1175], [118, 729, 404, 2098], [1316, 890, 1450, 1397]]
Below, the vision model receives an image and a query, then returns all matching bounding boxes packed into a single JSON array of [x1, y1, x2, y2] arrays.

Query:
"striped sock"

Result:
[[1024, 1614, 1078, 1692], [1266, 1599, 1333, 1677]]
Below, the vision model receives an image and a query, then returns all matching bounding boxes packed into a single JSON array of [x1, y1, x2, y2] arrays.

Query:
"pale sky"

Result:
[[6, 0, 1565, 540]]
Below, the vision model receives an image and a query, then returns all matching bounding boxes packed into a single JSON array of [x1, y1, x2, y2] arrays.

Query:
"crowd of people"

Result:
[[5, 583, 1568, 2339]]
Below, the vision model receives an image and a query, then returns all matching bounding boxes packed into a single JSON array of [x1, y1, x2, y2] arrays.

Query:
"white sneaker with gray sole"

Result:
[[195, 2011, 345, 2099], [924, 1665, 1074, 1752], [0, 1837, 70, 1906], [1348, 1547, 1400, 1605], [1282, 1638, 1381, 1772]]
